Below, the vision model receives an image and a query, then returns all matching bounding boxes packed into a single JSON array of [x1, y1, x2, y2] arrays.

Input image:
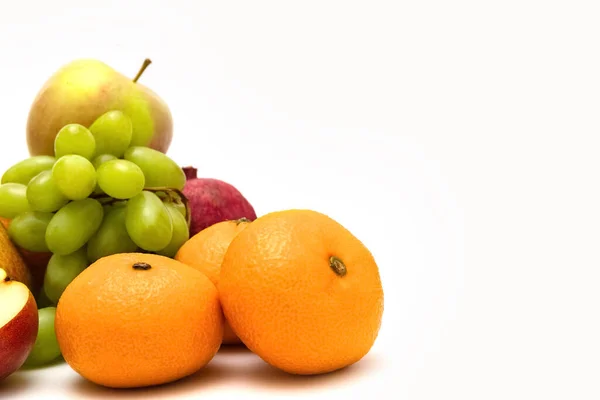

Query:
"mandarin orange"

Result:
[[175, 217, 251, 345], [55, 253, 223, 388], [219, 209, 384, 375]]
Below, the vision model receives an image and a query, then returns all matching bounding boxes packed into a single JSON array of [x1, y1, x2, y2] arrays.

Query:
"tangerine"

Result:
[[55, 253, 223, 388], [219, 209, 384, 375], [175, 217, 251, 345]]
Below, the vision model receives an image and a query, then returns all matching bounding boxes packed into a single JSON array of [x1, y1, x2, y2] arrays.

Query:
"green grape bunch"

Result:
[[0, 110, 190, 321]]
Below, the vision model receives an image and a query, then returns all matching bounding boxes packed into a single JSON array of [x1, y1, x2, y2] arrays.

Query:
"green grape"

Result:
[[43, 248, 88, 304], [54, 124, 96, 160], [8, 211, 53, 252], [92, 153, 117, 169], [1, 156, 56, 185], [170, 201, 188, 223], [23, 307, 61, 367], [89, 110, 133, 158], [45, 198, 103, 255], [96, 160, 145, 199], [52, 155, 97, 200], [35, 286, 55, 308], [8, 211, 54, 252], [124, 147, 186, 190], [102, 200, 127, 214], [91, 154, 117, 195], [0, 183, 31, 218], [26, 170, 68, 212], [125, 191, 173, 251], [156, 203, 190, 257], [87, 206, 138, 263]]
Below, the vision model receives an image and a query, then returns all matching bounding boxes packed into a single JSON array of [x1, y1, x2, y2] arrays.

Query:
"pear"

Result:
[[0, 217, 50, 296], [0, 221, 32, 290], [26, 59, 173, 157]]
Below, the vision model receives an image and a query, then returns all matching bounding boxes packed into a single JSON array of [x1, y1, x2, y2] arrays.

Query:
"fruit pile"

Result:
[[0, 112, 192, 301], [0, 58, 384, 391]]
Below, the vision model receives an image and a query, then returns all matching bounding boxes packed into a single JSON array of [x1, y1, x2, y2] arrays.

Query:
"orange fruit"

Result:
[[55, 253, 224, 389], [219, 209, 384, 375], [175, 217, 251, 345]]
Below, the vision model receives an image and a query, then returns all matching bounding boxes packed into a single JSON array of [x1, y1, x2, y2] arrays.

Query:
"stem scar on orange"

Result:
[[54, 253, 224, 389], [218, 209, 384, 375]]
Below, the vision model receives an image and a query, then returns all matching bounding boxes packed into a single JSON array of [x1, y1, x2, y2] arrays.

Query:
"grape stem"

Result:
[[146, 187, 191, 227], [90, 187, 191, 226]]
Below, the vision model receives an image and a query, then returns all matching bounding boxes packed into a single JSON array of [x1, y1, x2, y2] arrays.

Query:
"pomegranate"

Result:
[[182, 167, 257, 237]]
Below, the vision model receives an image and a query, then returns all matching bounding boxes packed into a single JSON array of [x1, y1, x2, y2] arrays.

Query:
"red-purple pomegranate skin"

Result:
[[182, 167, 257, 237]]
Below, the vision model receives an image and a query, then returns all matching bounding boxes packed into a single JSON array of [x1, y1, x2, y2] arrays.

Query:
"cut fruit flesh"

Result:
[[0, 269, 29, 327]]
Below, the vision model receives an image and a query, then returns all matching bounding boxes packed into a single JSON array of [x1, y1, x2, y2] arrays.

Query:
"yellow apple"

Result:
[[0, 268, 38, 381], [26, 59, 173, 157]]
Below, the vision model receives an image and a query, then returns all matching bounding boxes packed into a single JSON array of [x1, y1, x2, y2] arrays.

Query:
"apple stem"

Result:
[[329, 256, 347, 277], [133, 59, 152, 83], [133, 262, 152, 270]]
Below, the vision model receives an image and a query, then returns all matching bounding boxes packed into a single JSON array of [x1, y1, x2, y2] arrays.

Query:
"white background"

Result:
[[0, 0, 598, 399]]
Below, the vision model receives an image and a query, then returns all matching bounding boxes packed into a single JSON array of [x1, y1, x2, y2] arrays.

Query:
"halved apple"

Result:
[[0, 268, 38, 381]]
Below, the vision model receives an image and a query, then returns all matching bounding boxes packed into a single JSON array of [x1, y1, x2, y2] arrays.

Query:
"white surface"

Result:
[[1, 0, 599, 399]]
